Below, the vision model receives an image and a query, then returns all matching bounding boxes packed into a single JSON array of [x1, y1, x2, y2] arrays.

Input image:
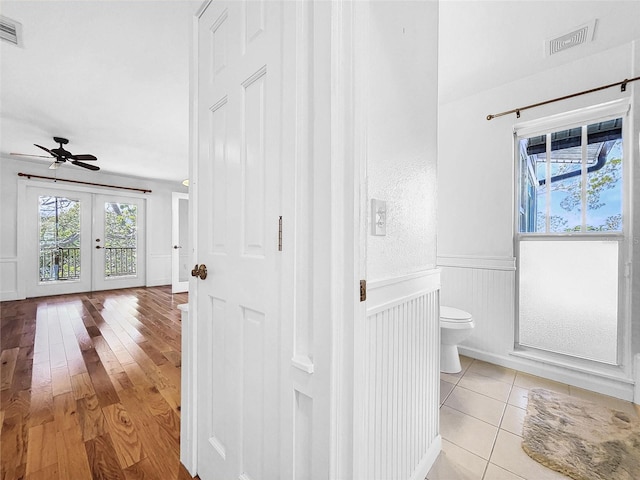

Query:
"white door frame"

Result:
[[171, 192, 189, 293], [183, 1, 363, 478]]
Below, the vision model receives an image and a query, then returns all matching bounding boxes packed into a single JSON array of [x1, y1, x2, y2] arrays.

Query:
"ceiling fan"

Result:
[[11, 137, 100, 171]]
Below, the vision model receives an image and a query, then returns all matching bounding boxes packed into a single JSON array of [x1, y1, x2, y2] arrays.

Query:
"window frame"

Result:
[[514, 100, 629, 238], [512, 98, 632, 372]]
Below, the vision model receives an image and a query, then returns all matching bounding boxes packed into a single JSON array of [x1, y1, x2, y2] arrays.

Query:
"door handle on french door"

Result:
[[173, 245, 181, 249], [191, 264, 207, 280], [95, 245, 103, 249]]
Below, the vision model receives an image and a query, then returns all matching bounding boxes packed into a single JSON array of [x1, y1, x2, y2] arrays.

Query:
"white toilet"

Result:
[[440, 306, 474, 374]]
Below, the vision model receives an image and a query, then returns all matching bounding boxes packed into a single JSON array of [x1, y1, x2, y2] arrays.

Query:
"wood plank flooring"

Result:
[[0, 286, 195, 480]]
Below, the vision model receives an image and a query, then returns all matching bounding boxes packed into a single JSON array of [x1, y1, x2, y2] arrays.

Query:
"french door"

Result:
[[25, 186, 145, 297]]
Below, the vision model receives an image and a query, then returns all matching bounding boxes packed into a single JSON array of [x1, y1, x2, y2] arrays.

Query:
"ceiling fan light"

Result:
[[49, 162, 60, 170]]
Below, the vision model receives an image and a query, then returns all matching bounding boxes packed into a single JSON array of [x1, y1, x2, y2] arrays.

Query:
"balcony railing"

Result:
[[105, 247, 137, 277], [39, 248, 81, 281], [39, 246, 137, 281]]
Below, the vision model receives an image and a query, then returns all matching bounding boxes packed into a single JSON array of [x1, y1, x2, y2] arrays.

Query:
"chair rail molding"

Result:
[[437, 254, 516, 271]]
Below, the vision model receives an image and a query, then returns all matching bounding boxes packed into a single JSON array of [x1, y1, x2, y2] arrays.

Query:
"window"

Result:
[[518, 118, 623, 234], [514, 103, 628, 366]]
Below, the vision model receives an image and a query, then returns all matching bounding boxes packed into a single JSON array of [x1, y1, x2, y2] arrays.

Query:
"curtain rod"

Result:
[[18, 173, 152, 193], [486, 75, 640, 121]]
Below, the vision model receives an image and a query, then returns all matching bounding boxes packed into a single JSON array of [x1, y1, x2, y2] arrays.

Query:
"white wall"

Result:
[[366, 1, 438, 281], [0, 156, 187, 300], [353, 3, 442, 477], [438, 42, 639, 399]]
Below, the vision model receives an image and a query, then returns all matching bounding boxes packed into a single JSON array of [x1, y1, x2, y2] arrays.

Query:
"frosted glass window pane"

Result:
[[519, 240, 618, 364]]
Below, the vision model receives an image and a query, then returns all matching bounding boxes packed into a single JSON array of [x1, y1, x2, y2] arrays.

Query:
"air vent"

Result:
[[547, 19, 596, 56], [0, 15, 22, 47]]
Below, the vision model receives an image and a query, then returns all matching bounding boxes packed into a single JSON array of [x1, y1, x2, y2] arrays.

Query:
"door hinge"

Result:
[[278, 216, 283, 251], [360, 279, 366, 302]]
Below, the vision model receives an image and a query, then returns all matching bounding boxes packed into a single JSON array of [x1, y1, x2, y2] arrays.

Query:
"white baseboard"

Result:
[[635, 354, 640, 405], [410, 435, 441, 480], [458, 346, 635, 402]]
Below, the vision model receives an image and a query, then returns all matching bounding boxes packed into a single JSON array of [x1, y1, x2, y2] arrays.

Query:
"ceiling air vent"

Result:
[[547, 19, 596, 56], [0, 15, 23, 47]]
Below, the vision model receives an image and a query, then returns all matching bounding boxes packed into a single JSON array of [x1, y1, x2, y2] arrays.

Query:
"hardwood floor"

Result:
[[0, 286, 195, 480]]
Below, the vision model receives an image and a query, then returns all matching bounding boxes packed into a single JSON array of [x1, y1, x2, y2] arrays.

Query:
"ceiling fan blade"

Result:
[[34, 144, 57, 157], [69, 154, 97, 161], [10, 152, 53, 159], [71, 160, 100, 171], [49, 162, 61, 170]]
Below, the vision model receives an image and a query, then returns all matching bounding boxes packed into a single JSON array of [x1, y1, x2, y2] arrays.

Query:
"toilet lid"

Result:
[[440, 306, 472, 322]]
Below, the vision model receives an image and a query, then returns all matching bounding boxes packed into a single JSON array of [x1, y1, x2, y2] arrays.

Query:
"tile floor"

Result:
[[426, 356, 640, 480]]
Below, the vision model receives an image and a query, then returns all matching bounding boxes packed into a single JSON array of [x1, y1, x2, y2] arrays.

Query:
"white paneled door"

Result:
[[195, 1, 288, 479]]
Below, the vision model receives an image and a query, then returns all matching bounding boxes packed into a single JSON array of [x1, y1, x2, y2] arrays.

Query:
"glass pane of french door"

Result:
[[103, 201, 138, 278], [38, 195, 82, 282]]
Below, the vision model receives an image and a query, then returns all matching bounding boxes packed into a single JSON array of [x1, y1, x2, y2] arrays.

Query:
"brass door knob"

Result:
[[191, 264, 207, 280]]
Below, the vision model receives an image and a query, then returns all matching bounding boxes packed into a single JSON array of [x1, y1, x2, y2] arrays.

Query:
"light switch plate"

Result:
[[371, 199, 386, 236]]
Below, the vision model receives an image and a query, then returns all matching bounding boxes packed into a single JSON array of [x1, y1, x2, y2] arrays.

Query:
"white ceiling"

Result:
[[1, 0, 198, 183], [438, 0, 640, 105], [1, 1, 639, 183]]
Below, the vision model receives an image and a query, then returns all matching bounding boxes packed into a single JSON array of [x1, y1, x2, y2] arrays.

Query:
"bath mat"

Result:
[[521, 388, 640, 480]]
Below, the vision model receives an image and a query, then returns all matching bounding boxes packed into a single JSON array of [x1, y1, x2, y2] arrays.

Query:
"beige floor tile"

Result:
[[439, 405, 498, 460], [440, 356, 472, 384], [507, 386, 529, 409], [500, 405, 525, 436], [440, 380, 455, 405], [483, 463, 525, 480], [444, 386, 506, 426], [568, 386, 639, 418], [467, 360, 516, 384], [458, 371, 513, 402], [426, 439, 487, 480], [490, 430, 570, 479], [513, 372, 569, 395], [460, 355, 473, 369], [441, 371, 462, 384]]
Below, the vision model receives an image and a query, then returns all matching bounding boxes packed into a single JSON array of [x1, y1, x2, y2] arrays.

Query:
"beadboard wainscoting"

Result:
[[437, 255, 516, 357], [354, 270, 442, 480]]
